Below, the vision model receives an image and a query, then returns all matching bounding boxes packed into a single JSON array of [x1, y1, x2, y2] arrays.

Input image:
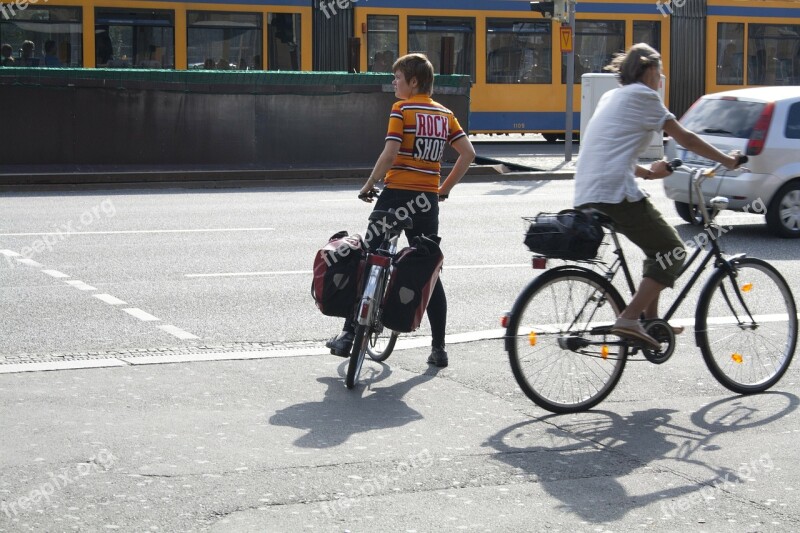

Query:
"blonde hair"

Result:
[[605, 43, 661, 85], [392, 53, 435, 95]]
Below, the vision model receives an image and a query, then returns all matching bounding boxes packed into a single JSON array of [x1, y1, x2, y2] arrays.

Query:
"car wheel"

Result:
[[766, 181, 800, 238], [674, 201, 704, 225]]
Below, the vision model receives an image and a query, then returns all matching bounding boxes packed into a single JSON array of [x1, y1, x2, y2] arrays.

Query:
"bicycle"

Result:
[[504, 157, 798, 413], [345, 209, 405, 389]]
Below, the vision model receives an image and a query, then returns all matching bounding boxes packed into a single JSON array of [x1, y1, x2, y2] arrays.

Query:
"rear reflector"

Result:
[[532, 256, 547, 269], [746, 102, 775, 156]]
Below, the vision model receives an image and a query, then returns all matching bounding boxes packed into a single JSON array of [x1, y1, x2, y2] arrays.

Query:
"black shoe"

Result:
[[427, 347, 448, 368], [326, 331, 354, 358]]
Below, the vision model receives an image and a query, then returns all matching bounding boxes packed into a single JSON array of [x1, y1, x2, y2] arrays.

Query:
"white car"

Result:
[[663, 86, 800, 237]]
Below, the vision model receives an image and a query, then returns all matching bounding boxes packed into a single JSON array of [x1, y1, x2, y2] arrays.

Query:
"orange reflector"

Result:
[[732, 353, 743, 364], [501, 314, 509, 328], [601, 345, 609, 359], [529, 331, 537, 346], [532, 256, 547, 269], [741, 283, 753, 292]]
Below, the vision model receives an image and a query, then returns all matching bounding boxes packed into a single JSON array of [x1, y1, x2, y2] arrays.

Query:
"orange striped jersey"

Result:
[[384, 95, 466, 193]]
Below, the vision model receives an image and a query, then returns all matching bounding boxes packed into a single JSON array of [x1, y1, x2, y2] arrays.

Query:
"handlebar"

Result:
[[667, 155, 749, 176]]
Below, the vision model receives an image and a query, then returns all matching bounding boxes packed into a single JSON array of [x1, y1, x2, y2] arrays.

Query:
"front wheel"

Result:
[[346, 324, 370, 389], [367, 325, 398, 362], [505, 268, 629, 413], [696, 258, 797, 394], [674, 200, 704, 225]]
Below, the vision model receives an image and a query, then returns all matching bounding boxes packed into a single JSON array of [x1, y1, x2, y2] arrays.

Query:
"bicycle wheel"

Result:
[[696, 257, 797, 394], [367, 323, 398, 362], [506, 267, 628, 414], [346, 324, 370, 389]]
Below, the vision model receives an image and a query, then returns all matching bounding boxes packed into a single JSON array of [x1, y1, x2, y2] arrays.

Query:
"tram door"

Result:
[[313, 0, 358, 71]]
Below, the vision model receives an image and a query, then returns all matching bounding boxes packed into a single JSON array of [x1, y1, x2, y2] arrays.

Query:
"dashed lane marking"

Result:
[[94, 294, 127, 305], [65, 280, 98, 291], [123, 308, 160, 322], [42, 269, 70, 278], [157, 325, 199, 340]]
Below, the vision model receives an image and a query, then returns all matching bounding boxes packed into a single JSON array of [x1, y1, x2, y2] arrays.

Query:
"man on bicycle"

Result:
[[325, 53, 476, 367], [574, 43, 739, 349]]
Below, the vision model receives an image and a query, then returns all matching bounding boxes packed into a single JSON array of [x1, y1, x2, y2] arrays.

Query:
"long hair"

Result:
[[605, 43, 661, 85]]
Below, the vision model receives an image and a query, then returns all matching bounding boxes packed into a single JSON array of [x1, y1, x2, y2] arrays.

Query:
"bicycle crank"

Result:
[[642, 319, 676, 364]]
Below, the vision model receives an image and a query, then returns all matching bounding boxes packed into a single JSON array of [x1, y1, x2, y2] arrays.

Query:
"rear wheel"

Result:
[[346, 325, 369, 389], [696, 258, 797, 394], [505, 268, 628, 413], [674, 200, 704, 225]]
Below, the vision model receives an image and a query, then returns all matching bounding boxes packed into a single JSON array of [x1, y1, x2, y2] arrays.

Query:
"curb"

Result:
[[0, 166, 574, 192]]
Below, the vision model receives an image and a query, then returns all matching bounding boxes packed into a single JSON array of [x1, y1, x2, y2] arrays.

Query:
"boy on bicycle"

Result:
[[326, 53, 476, 368]]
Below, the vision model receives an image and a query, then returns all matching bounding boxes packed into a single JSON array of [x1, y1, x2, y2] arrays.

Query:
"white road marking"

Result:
[[185, 264, 529, 278], [16, 258, 42, 267], [157, 325, 199, 340], [42, 269, 70, 278], [94, 294, 127, 305], [0, 359, 128, 374], [186, 269, 312, 278], [0, 249, 21, 257], [65, 280, 97, 291], [123, 308, 160, 321], [0, 228, 275, 237]]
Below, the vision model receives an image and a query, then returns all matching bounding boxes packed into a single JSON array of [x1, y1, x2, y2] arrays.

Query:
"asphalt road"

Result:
[[2, 178, 800, 532]]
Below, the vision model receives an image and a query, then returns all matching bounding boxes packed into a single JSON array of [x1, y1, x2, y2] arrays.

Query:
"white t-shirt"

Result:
[[573, 82, 675, 207]]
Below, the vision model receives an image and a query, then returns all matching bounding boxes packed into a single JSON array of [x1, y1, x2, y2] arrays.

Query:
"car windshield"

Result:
[[680, 98, 766, 139]]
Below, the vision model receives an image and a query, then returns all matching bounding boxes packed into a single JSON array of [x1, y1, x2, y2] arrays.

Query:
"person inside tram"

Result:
[[1, 43, 14, 66], [20, 40, 39, 67], [43, 40, 63, 67]]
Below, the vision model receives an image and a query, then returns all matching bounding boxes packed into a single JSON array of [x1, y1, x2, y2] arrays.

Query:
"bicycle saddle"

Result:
[[368, 210, 413, 231], [581, 208, 614, 229]]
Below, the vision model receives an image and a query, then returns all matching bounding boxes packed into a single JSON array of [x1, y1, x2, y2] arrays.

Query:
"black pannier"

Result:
[[381, 234, 444, 333], [524, 210, 604, 260], [312, 231, 366, 318]]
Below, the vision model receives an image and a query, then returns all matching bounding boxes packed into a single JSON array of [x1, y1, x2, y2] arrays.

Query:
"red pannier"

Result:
[[381, 234, 444, 333], [312, 231, 366, 318]]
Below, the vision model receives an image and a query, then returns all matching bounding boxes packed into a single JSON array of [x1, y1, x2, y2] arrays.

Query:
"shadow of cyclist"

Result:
[[484, 394, 797, 523], [268, 363, 441, 448]]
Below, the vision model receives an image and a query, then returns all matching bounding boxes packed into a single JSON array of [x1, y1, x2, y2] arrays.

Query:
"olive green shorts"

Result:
[[582, 197, 685, 287]]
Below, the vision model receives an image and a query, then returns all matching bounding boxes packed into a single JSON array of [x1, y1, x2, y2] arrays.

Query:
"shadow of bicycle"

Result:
[[268, 362, 441, 448], [483, 392, 798, 523]]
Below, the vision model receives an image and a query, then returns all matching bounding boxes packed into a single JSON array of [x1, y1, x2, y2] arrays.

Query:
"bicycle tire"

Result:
[[367, 325, 398, 362], [505, 267, 628, 413], [696, 257, 797, 394], [346, 324, 370, 389]]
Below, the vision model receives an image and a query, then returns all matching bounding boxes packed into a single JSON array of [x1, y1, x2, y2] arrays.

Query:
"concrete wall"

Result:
[[0, 70, 470, 173]]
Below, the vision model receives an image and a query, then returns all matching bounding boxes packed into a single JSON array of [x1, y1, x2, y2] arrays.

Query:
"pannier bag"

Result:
[[524, 209, 604, 260], [381, 234, 444, 333], [312, 231, 366, 317]]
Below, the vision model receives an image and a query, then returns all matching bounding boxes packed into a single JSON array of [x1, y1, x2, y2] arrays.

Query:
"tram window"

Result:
[[748, 24, 800, 86], [187, 12, 261, 70], [367, 15, 398, 72], [0, 6, 82, 67], [633, 21, 660, 52], [486, 19, 551, 84], [717, 23, 744, 86], [268, 13, 300, 71], [408, 17, 475, 80], [95, 9, 174, 69], [563, 20, 624, 84]]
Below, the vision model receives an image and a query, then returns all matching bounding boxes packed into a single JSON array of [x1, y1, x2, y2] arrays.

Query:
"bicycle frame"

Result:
[[594, 161, 753, 325]]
